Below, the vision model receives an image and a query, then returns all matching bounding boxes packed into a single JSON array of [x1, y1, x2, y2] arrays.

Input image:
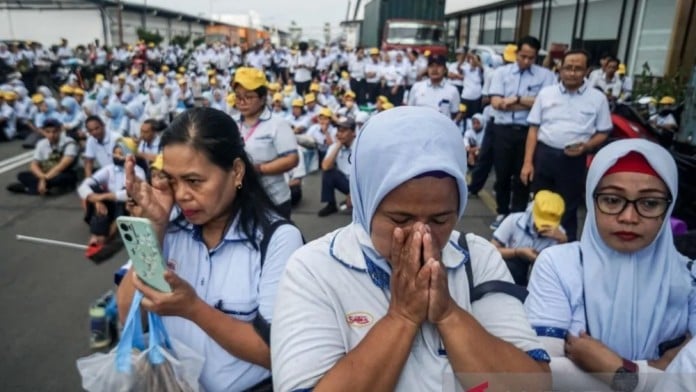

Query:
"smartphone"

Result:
[[116, 216, 172, 293]]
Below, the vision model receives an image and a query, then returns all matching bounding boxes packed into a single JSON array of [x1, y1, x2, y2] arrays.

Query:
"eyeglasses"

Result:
[[594, 193, 672, 218], [234, 93, 260, 104]]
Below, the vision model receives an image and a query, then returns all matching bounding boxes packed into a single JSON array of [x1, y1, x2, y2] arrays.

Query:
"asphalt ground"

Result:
[[0, 139, 498, 390]]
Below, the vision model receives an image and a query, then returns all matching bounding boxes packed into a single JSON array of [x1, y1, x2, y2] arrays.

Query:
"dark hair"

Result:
[[517, 35, 541, 53], [298, 42, 308, 52], [161, 107, 280, 249], [561, 49, 591, 67], [43, 118, 62, 129], [606, 56, 620, 66], [85, 115, 104, 127], [143, 119, 166, 132]]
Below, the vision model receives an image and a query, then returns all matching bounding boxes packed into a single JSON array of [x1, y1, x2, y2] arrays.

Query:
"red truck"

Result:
[[380, 19, 447, 55]]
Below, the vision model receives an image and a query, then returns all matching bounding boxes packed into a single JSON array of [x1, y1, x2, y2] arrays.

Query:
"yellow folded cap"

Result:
[[341, 71, 349, 79], [319, 107, 333, 118], [233, 67, 268, 90], [73, 88, 85, 96], [284, 85, 294, 94], [377, 95, 389, 104], [659, 96, 675, 105], [503, 44, 517, 62], [161, 65, 170, 72], [146, 70, 155, 76], [532, 190, 565, 230], [3, 91, 17, 100], [309, 83, 320, 92], [291, 98, 304, 107], [207, 69, 216, 76], [177, 77, 187, 85], [130, 68, 139, 75], [118, 73, 126, 80], [459, 103, 467, 113], [60, 84, 74, 94], [226, 93, 236, 106], [267, 82, 280, 91], [157, 75, 166, 84], [209, 77, 218, 86], [95, 74, 105, 82], [304, 93, 316, 104], [617, 63, 626, 75], [272, 92, 283, 102], [344, 91, 356, 100], [148, 42, 155, 48], [32, 93, 44, 104], [382, 102, 394, 110], [150, 154, 164, 171], [369, 47, 379, 55], [178, 66, 186, 74], [116, 137, 138, 155]]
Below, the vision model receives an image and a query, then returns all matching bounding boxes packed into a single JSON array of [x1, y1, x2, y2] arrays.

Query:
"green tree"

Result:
[[170, 34, 191, 48], [136, 28, 164, 45]]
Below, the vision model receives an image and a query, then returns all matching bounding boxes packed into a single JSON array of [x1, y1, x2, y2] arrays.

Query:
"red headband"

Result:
[[603, 151, 659, 178]]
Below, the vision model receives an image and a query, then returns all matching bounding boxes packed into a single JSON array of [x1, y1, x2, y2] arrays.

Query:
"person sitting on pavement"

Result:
[[525, 139, 696, 391], [271, 106, 551, 391], [0, 90, 17, 141], [270, 92, 286, 118], [82, 115, 121, 178], [304, 93, 321, 121], [335, 90, 360, 119], [78, 137, 145, 257], [317, 116, 356, 217], [286, 98, 311, 135], [463, 112, 486, 168], [491, 190, 567, 286], [60, 95, 86, 143], [6, 118, 78, 195], [306, 107, 337, 162]]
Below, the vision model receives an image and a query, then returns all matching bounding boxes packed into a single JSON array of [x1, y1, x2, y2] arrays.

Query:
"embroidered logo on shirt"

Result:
[[166, 259, 177, 271], [346, 312, 373, 327]]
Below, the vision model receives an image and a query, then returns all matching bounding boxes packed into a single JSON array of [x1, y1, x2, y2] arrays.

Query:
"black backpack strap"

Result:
[[458, 232, 528, 303], [259, 219, 291, 269]]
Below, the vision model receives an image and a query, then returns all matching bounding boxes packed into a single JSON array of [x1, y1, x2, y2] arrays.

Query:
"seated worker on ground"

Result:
[[525, 139, 696, 391], [78, 137, 145, 258], [306, 107, 337, 162], [271, 107, 551, 391], [463, 113, 487, 168], [491, 190, 567, 286], [6, 118, 78, 195], [317, 116, 356, 217]]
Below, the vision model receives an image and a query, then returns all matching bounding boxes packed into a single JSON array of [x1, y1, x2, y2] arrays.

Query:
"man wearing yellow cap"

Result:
[[491, 190, 567, 285], [0, 91, 17, 141], [650, 96, 678, 137], [488, 35, 556, 231]]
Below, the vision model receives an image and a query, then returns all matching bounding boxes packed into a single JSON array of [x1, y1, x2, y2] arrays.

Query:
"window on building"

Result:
[[499, 6, 517, 43], [631, 0, 676, 76], [583, 0, 622, 40], [469, 13, 481, 47], [459, 15, 469, 47], [481, 10, 497, 44], [527, 1, 545, 40], [547, 0, 575, 47]]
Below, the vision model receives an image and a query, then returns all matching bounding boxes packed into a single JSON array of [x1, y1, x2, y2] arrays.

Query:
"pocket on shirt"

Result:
[[216, 300, 259, 322]]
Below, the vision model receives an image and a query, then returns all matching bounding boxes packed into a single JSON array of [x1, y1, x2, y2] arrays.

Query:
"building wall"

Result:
[[0, 8, 105, 46], [104, 8, 206, 46]]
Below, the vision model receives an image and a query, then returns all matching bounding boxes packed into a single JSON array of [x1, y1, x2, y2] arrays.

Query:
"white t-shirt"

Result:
[[293, 52, 316, 83]]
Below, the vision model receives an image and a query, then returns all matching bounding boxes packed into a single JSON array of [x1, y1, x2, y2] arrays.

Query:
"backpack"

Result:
[[459, 233, 529, 303]]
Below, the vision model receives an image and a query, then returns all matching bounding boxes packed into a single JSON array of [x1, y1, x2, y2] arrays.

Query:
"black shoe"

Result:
[[6, 182, 28, 194], [468, 191, 479, 199], [318, 203, 338, 217]]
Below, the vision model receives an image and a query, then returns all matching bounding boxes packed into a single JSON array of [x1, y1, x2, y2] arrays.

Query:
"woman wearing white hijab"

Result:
[[271, 106, 550, 391], [143, 87, 168, 124], [525, 139, 695, 391]]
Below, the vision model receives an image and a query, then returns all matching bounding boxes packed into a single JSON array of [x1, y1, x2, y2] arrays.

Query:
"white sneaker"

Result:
[[490, 214, 506, 230]]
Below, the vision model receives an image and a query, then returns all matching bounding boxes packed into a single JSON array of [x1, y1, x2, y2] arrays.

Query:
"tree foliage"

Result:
[[136, 28, 164, 45]]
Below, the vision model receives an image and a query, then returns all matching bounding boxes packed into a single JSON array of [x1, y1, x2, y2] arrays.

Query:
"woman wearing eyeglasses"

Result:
[[524, 139, 696, 391]]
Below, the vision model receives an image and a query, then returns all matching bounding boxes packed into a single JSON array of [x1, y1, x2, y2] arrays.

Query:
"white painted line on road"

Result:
[[0, 151, 33, 168], [16, 235, 88, 250], [0, 155, 33, 175]]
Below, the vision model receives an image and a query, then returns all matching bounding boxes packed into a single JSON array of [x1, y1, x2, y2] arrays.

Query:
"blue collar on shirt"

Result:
[[512, 63, 535, 76], [559, 82, 588, 95], [186, 213, 250, 251], [516, 214, 540, 239]]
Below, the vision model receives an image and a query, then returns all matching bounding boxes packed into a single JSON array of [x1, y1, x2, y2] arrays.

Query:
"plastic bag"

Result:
[[76, 291, 204, 392]]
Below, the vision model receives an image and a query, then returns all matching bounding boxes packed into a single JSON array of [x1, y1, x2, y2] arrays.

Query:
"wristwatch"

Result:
[[611, 358, 639, 392]]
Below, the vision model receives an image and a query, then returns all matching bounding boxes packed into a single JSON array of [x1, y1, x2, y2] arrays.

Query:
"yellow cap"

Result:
[[148, 42, 155, 48], [147, 70, 156, 76], [127, 45, 133, 51], [424, 50, 431, 57], [617, 63, 626, 75], [272, 92, 283, 102], [319, 107, 333, 118], [459, 103, 467, 113], [3, 91, 17, 100], [659, 96, 676, 105], [73, 88, 85, 96], [267, 82, 280, 91], [207, 69, 216, 76], [157, 75, 166, 84], [161, 65, 170, 72], [532, 190, 565, 230], [178, 66, 186, 73], [383, 102, 394, 110], [209, 77, 218, 86], [226, 93, 236, 106], [341, 71, 349, 79], [117, 73, 126, 80], [309, 82, 320, 92], [291, 98, 304, 107], [130, 68, 139, 75], [344, 91, 356, 100], [177, 77, 186, 85], [233, 67, 268, 90], [95, 74, 105, 82], [503, 44, 517, 62], [116, 137, 138, 155], [59, 84, 74, 94], [369, 47, 379, 55], [150, 154, 164, 171], [377, 95, 389, 104], [32, 93, 44, 104], [304, 93, 316, 104], [284, 85, 294, 94]]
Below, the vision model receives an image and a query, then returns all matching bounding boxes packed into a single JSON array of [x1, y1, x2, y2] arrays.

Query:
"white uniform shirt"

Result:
[[162, 216, 303, 392], [77, 164, 145, 201], [237, 108, 298, 205], [492, 212, 563, 253], [348, 57, 366, 80], [84, 130, 121, 169], [447, 61, 466, 88], [138, 134, 161, 155], [407, 79, 460, 117], [489, 63, 556, 125], [460, 63, 484, 101], [272, 229, 548, 391], [292, 52, 316, 83], [306, 124, 337, 148], [34, 133, 79, 162], [364, 60, 382, 84], [325, 142, 352, 176], [463, 128, 485, 149], [527, 83, 613, 149]]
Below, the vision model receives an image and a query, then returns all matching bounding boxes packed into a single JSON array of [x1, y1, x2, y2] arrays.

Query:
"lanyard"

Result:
[[243, 120, 262, 142]]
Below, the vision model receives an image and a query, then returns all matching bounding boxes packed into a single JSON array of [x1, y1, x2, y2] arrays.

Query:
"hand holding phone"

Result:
[[117, 216, 172, 292]]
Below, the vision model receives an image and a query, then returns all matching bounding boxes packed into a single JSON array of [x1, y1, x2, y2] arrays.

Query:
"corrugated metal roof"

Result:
[[445, 0, 505, 14]]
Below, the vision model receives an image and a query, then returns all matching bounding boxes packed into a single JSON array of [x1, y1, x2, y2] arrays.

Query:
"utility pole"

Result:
[[117, 0, 124, 45]]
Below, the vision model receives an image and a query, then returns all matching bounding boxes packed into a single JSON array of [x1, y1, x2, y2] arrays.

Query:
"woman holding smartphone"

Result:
[[118, 107, 304, 391], [525, 139, 696, 391], [271, 106, 550, 391]]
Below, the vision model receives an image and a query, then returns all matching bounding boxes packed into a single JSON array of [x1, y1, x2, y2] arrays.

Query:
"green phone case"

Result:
[[116, 216, 172, 293]]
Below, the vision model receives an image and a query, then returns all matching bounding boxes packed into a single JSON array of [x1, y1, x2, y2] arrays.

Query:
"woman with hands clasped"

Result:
[[525, 139, 696, 391], [271, 106, 551, 391], [116, 107, 304, 392]]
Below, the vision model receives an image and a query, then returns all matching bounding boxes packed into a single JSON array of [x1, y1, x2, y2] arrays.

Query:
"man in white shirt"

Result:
[[317, 117, 355, 217], [292, 42, 315, 96], [83, 115, 121, 178], [364, 48, 382, 105], [407, 54, 460, 118], [447, 47, 467, 95], [348, 48, 367, 105]]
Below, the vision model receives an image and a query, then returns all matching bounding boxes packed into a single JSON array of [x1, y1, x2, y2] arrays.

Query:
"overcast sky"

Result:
[[133, 0, 352, 39]]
